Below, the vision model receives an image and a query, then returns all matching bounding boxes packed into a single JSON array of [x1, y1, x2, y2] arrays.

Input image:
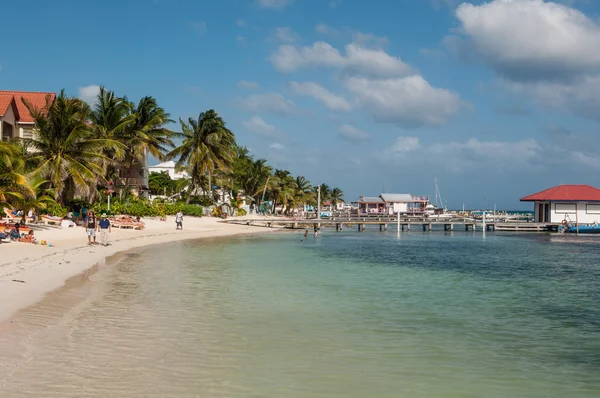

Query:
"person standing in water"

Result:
[[304, 230, 308, 238]]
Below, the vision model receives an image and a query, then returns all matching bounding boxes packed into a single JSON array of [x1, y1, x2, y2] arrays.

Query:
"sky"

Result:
[[1, 0, 600, 210]]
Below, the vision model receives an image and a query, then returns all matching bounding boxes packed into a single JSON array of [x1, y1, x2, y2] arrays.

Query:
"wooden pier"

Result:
[[224, 217, 559, 233]]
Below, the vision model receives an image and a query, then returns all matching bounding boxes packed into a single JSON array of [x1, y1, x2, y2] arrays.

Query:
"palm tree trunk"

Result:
[[207, 172, 212, 202], [186, 179, 194, 205]]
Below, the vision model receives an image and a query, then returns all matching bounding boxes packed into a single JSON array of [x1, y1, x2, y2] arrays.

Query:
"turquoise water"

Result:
[[1, 231, 599, 397]]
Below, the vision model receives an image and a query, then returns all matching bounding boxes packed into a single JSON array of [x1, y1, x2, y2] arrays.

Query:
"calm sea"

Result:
[[0, 230, 599, 397]]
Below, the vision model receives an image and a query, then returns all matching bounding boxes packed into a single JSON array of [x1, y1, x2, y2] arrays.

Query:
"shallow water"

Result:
[[1, 231, 599, 397]]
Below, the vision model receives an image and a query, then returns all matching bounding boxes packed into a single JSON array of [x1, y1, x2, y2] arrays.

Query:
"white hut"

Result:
[[520, 184, 600, 224]]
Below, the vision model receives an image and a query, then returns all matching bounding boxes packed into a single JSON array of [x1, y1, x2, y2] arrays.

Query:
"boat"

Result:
[[559, 223, 600, 234], [426, 178, 454, 219]]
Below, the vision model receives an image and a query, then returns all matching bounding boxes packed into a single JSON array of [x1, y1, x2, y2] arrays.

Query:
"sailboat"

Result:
[[426, 178, 454, 219]]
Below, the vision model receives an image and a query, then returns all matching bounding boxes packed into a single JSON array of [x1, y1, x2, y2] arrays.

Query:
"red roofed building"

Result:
[[520, 185, 600, 223], [0, 90, 56, 141]]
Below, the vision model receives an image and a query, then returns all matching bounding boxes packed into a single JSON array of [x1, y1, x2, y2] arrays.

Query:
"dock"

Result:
[[224, 216, 559, 233]]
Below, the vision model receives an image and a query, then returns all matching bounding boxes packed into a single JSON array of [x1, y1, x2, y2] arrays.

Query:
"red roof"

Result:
[[0, 90, 55, 123], [520, 185, 600, 202]]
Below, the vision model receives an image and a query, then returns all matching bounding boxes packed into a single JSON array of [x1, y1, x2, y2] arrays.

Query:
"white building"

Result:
[[0, 91, 55, 141], [149, 161, 188, 180], [357, 194, 430, 215], [520, 184, 600, 224]]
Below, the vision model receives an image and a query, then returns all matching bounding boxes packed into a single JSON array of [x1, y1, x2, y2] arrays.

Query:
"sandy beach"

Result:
[[0, 216, 275, 323]]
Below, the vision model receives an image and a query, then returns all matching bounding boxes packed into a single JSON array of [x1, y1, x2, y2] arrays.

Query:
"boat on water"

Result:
[[426, 178, 454, 219], [559, 223, 600, 234]]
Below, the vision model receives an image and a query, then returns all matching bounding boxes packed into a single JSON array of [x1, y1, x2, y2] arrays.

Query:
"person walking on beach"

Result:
[[175, 211, 183, 230], [85, 211, 97, 245], [98, 213, 111, 246]]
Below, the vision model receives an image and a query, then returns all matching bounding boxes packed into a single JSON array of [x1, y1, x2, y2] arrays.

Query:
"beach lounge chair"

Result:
[[3, 208, 20, 222], [41, 215, 63, 226]]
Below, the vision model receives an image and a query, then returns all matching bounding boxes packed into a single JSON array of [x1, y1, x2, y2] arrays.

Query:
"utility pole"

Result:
[[317, 185, 321, 220]]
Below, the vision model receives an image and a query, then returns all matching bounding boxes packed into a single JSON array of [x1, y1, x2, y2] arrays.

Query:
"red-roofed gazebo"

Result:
[[521, 185, 600, 224]]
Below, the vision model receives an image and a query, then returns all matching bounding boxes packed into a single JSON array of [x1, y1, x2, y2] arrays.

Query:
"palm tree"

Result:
[[22, 90, 124, 203], [118, 96, 175, 190], [289, 175, 312, 213], [168, 110, 236, 204], [243, 158, 272, 212], [0, 142, 33, 205], [330, 187, 344, 211], [270, 169, 296, 214]]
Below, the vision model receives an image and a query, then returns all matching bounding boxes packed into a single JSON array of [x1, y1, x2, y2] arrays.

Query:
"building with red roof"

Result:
[[0, 90, 55, 141], [520, 185, 600, 224]]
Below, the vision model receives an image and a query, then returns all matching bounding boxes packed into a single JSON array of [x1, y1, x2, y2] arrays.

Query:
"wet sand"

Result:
[[0, 215, 275, 323]]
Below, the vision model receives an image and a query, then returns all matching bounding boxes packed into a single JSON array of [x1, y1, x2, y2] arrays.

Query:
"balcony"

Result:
[[115, 177, 146, 187]]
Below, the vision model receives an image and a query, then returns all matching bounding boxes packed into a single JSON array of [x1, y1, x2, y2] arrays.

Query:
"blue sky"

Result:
[[2, 0, 600, 209]]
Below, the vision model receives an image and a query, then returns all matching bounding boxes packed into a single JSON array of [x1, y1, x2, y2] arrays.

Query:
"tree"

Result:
[[270, 169, 296, 214], [330, 187, 344, 210], [23, 90, 124, 204], [121, 96, 175, 188], [244, 158, 272, 211], [0, 142, 33, 206], [168, 110, 236, 204], [148, 171, 177, 196]]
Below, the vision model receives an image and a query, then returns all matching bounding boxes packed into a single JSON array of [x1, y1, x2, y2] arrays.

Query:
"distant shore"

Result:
[[0, 216, 275, 323]]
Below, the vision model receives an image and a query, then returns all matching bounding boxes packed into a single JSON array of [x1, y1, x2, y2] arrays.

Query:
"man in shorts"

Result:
[[175, 211, 183, 230], [98, 213, 111, 246], [85, 211, 97, 245]]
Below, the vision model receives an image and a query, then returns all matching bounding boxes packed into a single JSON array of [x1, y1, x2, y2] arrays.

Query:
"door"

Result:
[[544, 203, 550, 223], [538, 203, 544, 222]]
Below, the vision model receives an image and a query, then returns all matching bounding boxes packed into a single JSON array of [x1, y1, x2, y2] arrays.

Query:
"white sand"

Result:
[[0, 216, 277, 322]]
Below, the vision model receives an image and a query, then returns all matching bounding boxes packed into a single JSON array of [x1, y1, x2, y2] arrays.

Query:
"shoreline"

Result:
[[0, 216, 278, 323]]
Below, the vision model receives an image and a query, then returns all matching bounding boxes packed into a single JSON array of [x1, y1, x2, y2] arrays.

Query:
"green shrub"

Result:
[[43, 203, 69, 217], [89, 197, 203, 218]]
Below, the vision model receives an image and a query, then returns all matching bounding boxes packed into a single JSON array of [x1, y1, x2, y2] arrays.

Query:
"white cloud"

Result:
[[315, 23, 341, 38], [345, 75, 461, 128], [269, 27, 300, 43], [503, 75, 600, 119], [338, 124, 369, 143], [236, 36, 245, 43], [242, 116, 283, 139], [351, 32, 389, 48], [269, 41, 413, 78], [236, 19, 246, 27], [329, 0, 343, 8], [257, 0, 294, 9], [239, 92, 299, 115], [383, 137, 542, 173], [454, 0, 600, 82], [238, 80, 260, 90], [269, 40, 461, 127], [569, 151, 600, 169], [189, 21, 207, 34], [270, 142, 286, 150], [448, 0, 600, 119], [288, 81, 351, 111], [389, 137, 421, 153], [78, 85, 100, 105]]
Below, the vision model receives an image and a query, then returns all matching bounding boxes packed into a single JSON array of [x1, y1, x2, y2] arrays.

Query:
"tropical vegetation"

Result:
[[0, 87, 344, 218]]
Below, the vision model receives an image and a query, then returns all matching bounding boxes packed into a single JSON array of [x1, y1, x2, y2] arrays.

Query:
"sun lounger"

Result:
[[41, 215, 63, 226]]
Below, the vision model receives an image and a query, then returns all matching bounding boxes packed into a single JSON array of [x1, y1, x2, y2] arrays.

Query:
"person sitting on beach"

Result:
[[27, 209, 36, 222], [19, 230, 36, 244], [9, 223, 21, 241]]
